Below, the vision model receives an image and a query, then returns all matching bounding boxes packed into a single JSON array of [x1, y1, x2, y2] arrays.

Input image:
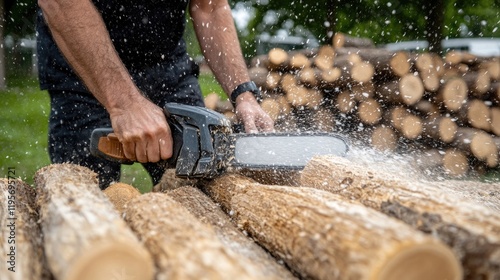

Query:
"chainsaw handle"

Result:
[[90, 128, 132, 163]]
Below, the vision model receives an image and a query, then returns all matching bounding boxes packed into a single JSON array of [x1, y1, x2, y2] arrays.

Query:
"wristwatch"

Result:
[[230, 81, 262, 107]]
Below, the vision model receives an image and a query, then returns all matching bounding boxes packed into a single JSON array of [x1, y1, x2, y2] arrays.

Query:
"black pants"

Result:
[[47, 59, 205, 189]]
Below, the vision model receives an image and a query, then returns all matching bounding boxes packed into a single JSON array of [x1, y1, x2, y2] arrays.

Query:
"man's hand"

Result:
[[234, 92, 274, 133], [109, 95, 173, 163]]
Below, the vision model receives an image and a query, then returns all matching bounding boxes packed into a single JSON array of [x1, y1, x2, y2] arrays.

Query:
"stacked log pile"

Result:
[[4, 162, 500, 279], [206, 34, 500, 177]]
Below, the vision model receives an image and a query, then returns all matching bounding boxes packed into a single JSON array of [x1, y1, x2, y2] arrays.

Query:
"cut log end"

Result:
[[375, 243, 462, 280], [400, 74, 424, 105], [65, 241, 154, 280], [103, 182, 141, 213]]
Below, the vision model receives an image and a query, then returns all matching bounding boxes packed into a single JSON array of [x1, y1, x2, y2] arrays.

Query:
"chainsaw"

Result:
[[90, 103, 348, 179]]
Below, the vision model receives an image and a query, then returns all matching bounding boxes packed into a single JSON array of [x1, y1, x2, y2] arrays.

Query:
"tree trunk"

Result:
[[166, 186, 297, 280], [34, 164, 154, 280], [203, 174, 462, 280], [0, 178, 51, 280], [301, 155, 500, 279], [123, 192, 272, 280], [0, 0, 6, 89]]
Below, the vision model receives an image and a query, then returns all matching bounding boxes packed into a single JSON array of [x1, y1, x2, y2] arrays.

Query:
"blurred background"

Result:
[[1, 0, 499, 191]]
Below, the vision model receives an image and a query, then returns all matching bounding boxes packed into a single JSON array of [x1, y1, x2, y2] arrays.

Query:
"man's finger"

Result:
[[135, 140, 148, 163], [159, 136, 173, 160], [146, 138, 161, 163], [122, 140, 136, 161]]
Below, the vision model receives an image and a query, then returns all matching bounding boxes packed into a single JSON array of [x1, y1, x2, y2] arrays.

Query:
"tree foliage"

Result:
[[231, 0, 499, 53]]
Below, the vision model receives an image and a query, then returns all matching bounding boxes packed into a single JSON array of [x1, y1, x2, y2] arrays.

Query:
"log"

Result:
[[204, 92, 220, 111], [318, 67, 342, 88], [334, 57, 374, 84], [102, 182, 141, 213], [203, 174, 461, 280], [377, 74, 424, 106], [335, 90, 356, 114], [267, 48, 289, 71], [457, 99, 491, 131], [422, 116, 458, 143], [444, 51, 478, 66], [289, 52, 311, 70], [336, 47, 411, 78], [442, 148, 469, 176], [300, 155, 500, 279], [414, 100, 440, 119], [357, 98, 382, 125], [490, 82, 500, 103], [313, 45, 335, 71], [491, 106, 500, 136], [165, 186, 297, 280], [462, 70, 491, 97], [123, 192, 270, 280], [248, 67, 270, 90], [332, 32, 375, 49], [34, 164, 154, 280], [370, 125, 398, 152], [296, 67, 318, 88], [436, 77, 468, 112], [260, 97, 282, 122], [351, 81, 375, 101], [413, 53, 441, 92], [387, 108, 423, 140], [0, 178, 50, 280], [432, 180, 500, 213], [453, 128, 498, 168], [153, 168, 198, 192]]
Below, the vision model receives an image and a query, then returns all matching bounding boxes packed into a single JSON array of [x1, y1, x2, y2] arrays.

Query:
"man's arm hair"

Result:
[[38, 0, 140, 112]]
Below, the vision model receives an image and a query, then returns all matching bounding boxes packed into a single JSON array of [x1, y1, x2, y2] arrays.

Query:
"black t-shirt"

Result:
[[36, 0, 190, 92]]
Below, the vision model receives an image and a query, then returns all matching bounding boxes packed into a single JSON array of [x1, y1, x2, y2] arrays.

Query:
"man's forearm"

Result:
[[38, 0, 139, 112], [190, 1, 251, 98]]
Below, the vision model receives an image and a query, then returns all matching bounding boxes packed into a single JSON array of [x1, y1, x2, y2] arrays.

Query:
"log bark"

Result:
[[431, 180, 500, 213], [300, 155, 500, 279], [123, 192, 271, 280], [0, 178, 51, 280], [165, 186, 297, 280], [203, 174, 461, 280], [377, 74, 424, 106], [34, 164, 154, 280]]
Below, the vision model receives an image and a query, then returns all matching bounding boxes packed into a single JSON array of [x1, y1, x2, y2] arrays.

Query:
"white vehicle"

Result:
[[383, 38, 500, 57]]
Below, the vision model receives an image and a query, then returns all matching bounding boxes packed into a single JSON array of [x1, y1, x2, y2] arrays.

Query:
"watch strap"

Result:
[[230, 81, 262, 107]]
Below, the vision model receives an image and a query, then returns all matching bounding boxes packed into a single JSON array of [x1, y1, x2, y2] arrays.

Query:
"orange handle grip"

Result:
[[97, 133, 129, 161]]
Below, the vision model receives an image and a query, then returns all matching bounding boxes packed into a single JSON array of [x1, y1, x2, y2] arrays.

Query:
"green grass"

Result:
[[0, 73, 223, 193]]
